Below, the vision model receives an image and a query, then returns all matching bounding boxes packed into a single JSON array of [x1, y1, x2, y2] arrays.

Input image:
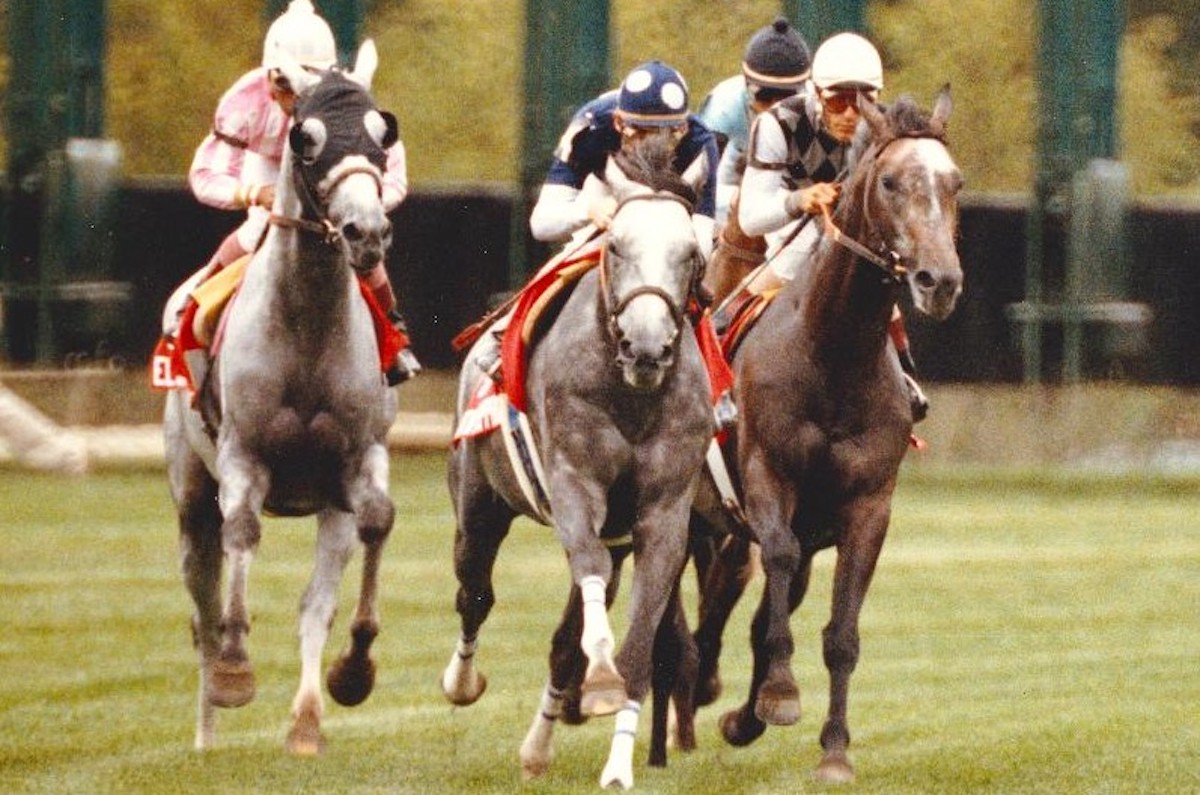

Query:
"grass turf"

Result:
[[0, 456, 1196, 793]]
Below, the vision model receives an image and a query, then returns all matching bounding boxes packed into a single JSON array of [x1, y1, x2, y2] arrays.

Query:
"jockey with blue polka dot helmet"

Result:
[[529, 60, 720, 258]]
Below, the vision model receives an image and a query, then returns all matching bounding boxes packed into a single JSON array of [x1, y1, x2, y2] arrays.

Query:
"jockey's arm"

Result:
[[737, 113, 797, 239], [189, 132, 250, 211], [529, 183, 592, 243], [382, 139, 409, 213]]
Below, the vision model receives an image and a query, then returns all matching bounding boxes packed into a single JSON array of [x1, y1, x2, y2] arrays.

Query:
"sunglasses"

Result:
[[820, 89, 877, 114]]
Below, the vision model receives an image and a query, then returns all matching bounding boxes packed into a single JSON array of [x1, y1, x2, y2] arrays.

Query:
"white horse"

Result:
[[163, 40, 400, 754], [441, 141, 714, 789]]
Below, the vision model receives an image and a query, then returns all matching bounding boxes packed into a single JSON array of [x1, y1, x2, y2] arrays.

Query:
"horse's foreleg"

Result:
[[693, 533, 757, 707], [174, 458, 223, 750], [441, 478, 513, 706], [737, 468, 803, 730], [815, 503, 889, 785], [649, 586, 697, 767], [578, 574, 624, 716], [328, 447, 394, 709], [599, 701, 642, 790], [280, 509, 357, 755], [519, 683, 565, 780], [211, 454, 268, 710]]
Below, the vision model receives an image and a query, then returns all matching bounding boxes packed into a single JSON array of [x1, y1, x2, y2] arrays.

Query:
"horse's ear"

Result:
[[368, 110, 399, 149], [680, 154, 708, 195], [348, 39, 379, 89], [930, 83, 952, 137]]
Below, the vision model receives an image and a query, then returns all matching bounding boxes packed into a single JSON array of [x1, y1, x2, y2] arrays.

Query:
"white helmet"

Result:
[[811, 32, 883, 91], [262, 0, 337, 71]]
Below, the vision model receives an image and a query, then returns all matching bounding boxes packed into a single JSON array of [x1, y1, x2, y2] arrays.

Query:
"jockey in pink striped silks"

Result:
[[169, 0, 419, 384]]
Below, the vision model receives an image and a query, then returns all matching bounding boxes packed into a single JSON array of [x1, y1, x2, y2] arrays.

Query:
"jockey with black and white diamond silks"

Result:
[[727, 32, 930, 422]]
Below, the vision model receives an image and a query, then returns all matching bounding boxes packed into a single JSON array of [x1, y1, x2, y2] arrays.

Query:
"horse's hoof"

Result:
[[285, 710, 325, 756], [718, 707, 766, 747], [754, 679, 800, 726], [519, 749, 552, 781], [814, 750, 855, 784], [327, 651, 375, 707], [581, 666, 627, 717], [441, 667, 487, 706], [694, 671, 722, 707], [209, 656, 256, 708]]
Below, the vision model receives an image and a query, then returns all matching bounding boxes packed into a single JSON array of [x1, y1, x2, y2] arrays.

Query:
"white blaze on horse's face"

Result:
[[862, 91, 964, 322], [604, 183, 699, 391]]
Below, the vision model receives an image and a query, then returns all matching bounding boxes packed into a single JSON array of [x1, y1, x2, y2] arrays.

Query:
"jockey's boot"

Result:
[[897, 347, 929, 423], [386, 310, 422, 386]]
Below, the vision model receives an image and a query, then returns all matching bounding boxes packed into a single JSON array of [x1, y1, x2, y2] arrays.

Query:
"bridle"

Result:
[[597, 191, 697, 342], [821, 129, 950, 284], [269, 161, 384, 247]]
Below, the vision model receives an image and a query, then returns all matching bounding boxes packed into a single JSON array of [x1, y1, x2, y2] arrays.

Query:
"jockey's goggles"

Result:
[[819, 88, 879, 115]]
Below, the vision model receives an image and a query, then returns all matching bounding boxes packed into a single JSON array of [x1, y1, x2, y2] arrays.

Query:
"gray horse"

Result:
[[441, 142, 713, 789], [164, 41, 399, 755]]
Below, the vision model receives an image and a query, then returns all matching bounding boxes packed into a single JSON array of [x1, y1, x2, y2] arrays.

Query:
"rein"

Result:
[[819, 204, 905, 281], [268, 164, 384, 246], [818, 129, 948, 284], [598, 192, 695, 340]]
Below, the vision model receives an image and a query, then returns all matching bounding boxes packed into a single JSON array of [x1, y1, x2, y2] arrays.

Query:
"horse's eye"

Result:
[[881, 174, 898, 192], [289, 117, 327, 164]]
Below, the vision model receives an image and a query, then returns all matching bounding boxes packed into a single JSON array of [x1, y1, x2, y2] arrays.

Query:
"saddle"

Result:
[[150, 258, 404, 395], [719, 289, 780, 361]]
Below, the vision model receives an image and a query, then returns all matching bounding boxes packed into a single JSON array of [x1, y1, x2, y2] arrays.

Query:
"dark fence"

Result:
[[2, 180, 1198, 384]]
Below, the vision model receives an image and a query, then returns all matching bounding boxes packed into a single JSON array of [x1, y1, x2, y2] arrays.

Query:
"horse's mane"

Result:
[[612, 137, 698, 207], [882, 94, 944, 141]]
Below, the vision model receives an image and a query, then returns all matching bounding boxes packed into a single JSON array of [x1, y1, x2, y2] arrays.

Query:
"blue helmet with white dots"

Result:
[[616, 61, 690, 128]]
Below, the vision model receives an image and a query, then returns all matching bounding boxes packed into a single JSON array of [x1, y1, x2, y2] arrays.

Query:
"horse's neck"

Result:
[[267, 160, 355, 317], [803, 204, 893, 368]]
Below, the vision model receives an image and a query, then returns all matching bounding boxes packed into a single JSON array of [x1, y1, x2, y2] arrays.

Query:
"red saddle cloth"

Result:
[[150, 276, 404, 393], [496, 238, 734, 415]]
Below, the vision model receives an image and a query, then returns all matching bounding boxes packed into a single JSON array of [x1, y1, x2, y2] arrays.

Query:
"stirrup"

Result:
[[902, 372, 929, 423], [713, 390, 738, 431]]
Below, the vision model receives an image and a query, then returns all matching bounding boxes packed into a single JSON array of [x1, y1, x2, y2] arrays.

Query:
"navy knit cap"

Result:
[[617, 61, 690, 127], [742, 16, 812, 90]]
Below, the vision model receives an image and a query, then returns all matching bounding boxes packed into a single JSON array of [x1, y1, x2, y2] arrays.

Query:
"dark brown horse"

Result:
[[689, 87, 963, 783]]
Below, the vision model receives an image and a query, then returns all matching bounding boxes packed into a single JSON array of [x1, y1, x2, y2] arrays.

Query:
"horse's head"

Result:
[[856, 86, 963, 321], [599, 140, 705, 391], [276, 40, 398, 275]]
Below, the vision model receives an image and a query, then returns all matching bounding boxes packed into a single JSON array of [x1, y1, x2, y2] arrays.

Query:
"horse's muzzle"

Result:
[[910, 260, 963, 321]]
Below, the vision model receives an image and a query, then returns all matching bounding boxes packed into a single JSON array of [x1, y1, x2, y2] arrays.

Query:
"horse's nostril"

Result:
[[619, 339, 634, 358], [914, 270, 936, 290], [343, 223, 364, 243]]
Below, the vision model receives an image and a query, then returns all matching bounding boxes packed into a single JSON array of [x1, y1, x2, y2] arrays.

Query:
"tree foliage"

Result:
[[0, 0, 1196, 197]]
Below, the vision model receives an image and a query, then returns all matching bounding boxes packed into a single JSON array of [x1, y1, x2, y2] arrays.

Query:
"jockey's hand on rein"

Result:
[[587, 195, 618, 230], [784, 182, 840, 219]]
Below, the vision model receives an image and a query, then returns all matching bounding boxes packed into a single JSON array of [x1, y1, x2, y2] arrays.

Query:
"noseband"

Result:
[[269, 162, 384, 246], [826, 130, 949, 283], [597, 191, 696, 341]]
